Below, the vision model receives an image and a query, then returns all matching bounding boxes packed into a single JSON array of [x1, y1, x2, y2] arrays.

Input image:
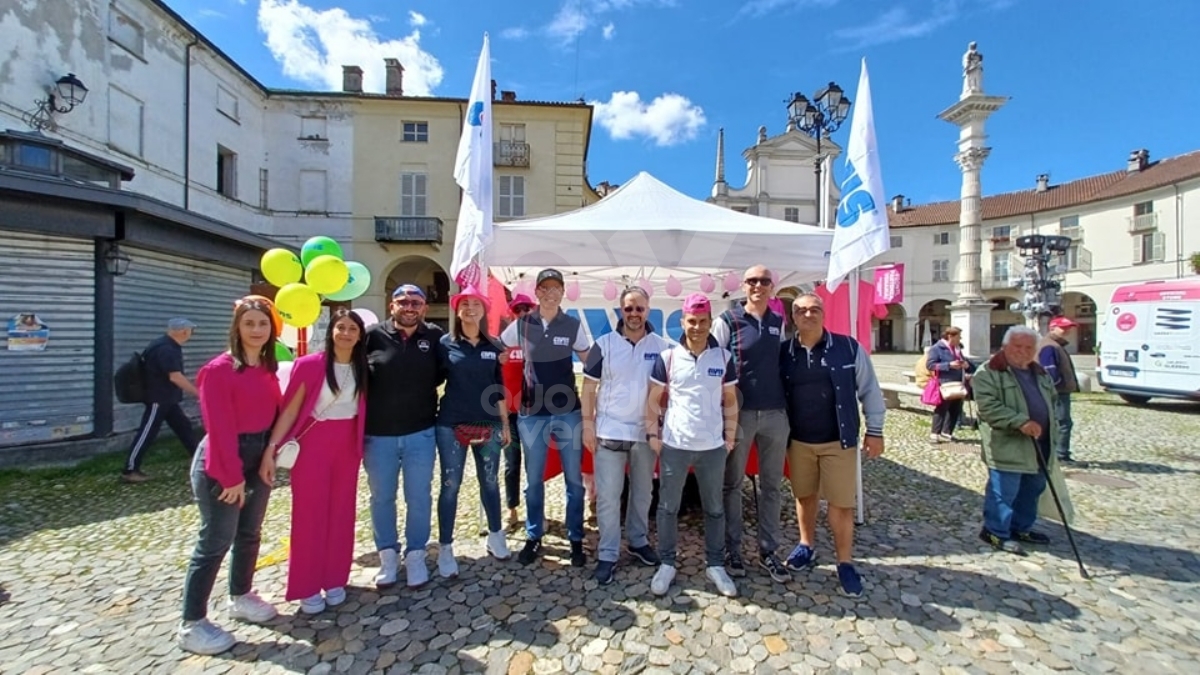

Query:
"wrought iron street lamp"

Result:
[[1011, 234, 1072, 329], [24, 73, 89, 132], [788, 82, 851, 226]]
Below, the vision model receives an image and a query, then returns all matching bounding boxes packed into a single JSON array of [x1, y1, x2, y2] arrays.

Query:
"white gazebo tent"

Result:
[[487, 172, 833, 294]]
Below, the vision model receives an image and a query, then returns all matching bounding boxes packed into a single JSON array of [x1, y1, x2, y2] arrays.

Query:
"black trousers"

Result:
[[931, 399, 964, 436], [124, 401, 199, 473]]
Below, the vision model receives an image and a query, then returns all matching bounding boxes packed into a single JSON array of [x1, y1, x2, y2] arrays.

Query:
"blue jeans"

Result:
[[982, 468, 1047, 538], [181, 433, 272, 621], [517, 411, 585, 542], [363, 427, 436, 554], [435, 425, 503, 541], [1054, 393, 1074, 460]]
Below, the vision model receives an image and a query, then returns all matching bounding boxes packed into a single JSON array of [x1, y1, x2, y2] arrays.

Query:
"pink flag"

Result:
[[874, 264, 904, 304], [814, 279, 877, 354]]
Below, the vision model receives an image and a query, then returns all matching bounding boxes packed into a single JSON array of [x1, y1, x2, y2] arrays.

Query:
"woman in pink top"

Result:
[[177, 297, 281, 656], [262, 308, 367, 614]]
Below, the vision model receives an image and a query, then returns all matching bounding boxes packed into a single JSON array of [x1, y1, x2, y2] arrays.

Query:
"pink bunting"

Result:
[[665, 275, 683, 297], [603, 279, 618, 301], [565, 278, 581, 301], [723, 271, 740, 292], [700, 273, 716, 293]]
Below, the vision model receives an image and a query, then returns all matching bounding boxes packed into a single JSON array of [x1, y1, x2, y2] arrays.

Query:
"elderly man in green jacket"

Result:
[[972, 325, 1060, 556]]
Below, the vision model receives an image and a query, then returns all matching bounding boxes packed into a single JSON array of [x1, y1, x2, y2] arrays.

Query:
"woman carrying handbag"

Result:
[[926, 326, 976, 443], [261, 308, 368, 614]]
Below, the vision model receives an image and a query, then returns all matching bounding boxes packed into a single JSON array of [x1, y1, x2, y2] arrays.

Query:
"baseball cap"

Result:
[[1049, 316, 1078, 329], [168, 318, 197, 330], [681, 293, 711, 315], [392, 284, 427, 299], [535, 268, 565, 287], [508, 293, 535, 311]]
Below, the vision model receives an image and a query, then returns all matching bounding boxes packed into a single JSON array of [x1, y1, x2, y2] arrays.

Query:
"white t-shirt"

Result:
[[314, 362, 358, 420]]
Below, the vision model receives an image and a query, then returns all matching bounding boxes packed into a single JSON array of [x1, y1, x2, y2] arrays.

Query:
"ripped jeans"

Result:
[[435, 425, 503, 542]]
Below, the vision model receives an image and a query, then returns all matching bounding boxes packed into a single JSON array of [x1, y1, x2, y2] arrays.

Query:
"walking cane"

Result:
[[1032, 442, 1089, 579]]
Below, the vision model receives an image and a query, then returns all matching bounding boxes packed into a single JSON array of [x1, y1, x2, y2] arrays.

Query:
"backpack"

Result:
[[114, 351, 146, 403]]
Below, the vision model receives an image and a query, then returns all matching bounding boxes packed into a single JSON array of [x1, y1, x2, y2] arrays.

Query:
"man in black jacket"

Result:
[[121, 318, 199, 483], [363, 284, 446, 589]]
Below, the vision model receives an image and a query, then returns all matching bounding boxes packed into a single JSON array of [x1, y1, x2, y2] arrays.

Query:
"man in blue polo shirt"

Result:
[[711, 264, 791, 583], [645, 293, 740, 598], [500, 268, 590, 566], [121, 318, 199, 483]]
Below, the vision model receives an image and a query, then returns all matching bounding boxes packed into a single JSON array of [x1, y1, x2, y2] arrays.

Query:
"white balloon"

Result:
[[353, 308, 379, 327]]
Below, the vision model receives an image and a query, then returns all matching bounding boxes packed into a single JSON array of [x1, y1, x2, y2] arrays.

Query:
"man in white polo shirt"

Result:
[[582, 286, 673, 585], [644, 293, 740, 598]]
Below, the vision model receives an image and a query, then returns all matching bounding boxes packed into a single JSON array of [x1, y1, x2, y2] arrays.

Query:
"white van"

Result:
[[1096, 279, 1200, 404]]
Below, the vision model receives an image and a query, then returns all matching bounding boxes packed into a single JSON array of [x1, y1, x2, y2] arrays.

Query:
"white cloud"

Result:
[[500, 26, 530, 40], [407, 10, 427, 27], [738, 0, 840, 19], [591, 91, 706, 147], [544, 0, 674, 45], [257, 0, 444, 96], [196, 8, 225, 19], [546, 1, 589, 45], [832, 3, 956, 50], [602, 22, 616, 40]]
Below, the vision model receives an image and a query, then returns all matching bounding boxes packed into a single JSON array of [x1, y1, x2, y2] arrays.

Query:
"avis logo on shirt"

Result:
[[707, 368, 724, 377], [768, 326, 781, 336], [644, 353, 657, 361], [552, 336, 571, 347], [481, 351, 498, 360]]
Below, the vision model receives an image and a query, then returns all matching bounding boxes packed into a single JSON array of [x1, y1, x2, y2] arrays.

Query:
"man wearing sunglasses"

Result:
[[710, 265, 792, 583], [581, 286, 672, 585], [362, 284, 446, 589]]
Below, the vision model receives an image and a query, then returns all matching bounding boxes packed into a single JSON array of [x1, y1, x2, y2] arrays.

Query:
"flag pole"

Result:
[[849, 268, 865, 524]]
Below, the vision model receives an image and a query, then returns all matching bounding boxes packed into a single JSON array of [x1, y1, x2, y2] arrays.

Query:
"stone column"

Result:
[[953, 147, 990, 302]]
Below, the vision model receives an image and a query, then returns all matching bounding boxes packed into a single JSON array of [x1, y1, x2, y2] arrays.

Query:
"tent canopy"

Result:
[[487, 172, 833, 290]]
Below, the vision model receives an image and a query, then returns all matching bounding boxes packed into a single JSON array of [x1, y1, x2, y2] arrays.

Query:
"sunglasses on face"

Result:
[[393, 299, 425, 308], [622, 306, 647, 314], [743, 277, 773, 287], [512, 305, 533, 314]]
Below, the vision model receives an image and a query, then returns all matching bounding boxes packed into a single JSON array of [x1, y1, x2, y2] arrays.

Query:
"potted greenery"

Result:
[[1191, 252, 1200, 275]]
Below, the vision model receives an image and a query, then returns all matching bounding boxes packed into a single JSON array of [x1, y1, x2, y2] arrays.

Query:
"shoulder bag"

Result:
[[276, 370, 350, 470]]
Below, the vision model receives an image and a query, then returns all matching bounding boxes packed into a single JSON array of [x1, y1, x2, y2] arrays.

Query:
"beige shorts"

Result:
[[787, 440, 857, 509]]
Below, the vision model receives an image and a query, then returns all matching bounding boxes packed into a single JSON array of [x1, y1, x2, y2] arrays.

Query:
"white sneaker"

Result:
[[929, 433, 942, 443], [299, 593, 325, 615], [406, 550, 430, 588], [227, 591, 277, 624], [177, 618, 235, 655], [375, 548, 398, 588], [486, 531, 511, 560], [650, 565, 676, 596], [324, 587, 346, 607], [706, 566, 738, 598], [437, 544, 459, 579]]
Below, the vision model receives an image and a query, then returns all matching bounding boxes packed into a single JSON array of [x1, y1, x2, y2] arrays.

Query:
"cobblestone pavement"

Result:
[[2, 354, 1199, 674]]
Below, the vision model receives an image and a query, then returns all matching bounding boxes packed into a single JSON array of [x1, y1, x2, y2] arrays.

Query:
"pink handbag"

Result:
[[920, 377, 943, 406]]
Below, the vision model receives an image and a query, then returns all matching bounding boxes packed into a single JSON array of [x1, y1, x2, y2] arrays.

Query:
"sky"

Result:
[[173, 0, 1200, 207]]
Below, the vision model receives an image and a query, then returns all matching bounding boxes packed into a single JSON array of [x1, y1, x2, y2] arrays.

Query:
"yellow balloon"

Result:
[[305, 255, 350, 295], [261, 248, 303, 287], [275, 283, 321, 328]]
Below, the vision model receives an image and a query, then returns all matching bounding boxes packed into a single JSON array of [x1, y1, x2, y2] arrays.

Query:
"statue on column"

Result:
[[961, 41, 983, 97]]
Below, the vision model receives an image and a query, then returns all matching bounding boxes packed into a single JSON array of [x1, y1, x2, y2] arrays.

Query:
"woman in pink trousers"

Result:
[[262, 308, 367, 614]]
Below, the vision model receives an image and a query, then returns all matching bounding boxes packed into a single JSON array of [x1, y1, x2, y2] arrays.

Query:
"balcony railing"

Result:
[[494, 141, 530, 167], [374, 216, 443, 244], [989, 236, 1012, 250], [982, 272, 1019, 290], [1127, 212, 1158, 233]]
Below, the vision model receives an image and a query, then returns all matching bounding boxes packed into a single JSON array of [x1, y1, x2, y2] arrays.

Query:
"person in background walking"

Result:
[[177, 298, 280, 655], [582, 286, 672, 585], [927, 326, 976, 443], [500, 269, 591, 567], [435, 285, 513, 577], [711, 265, 791, 583], [1039, 317, 1081, 465], [974, 326, 1059, 555], [500, 293, 535, 527], [362, 284, 446, 589], [122, 318, 200, 483], [779, 293, 886, 598], [260, 308, 367, 614], [645, 293, 741, 598]]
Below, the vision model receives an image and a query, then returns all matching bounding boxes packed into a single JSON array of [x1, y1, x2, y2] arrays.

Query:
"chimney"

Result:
[[384, 59, 404, 96], [342, 65, 363, 93], [1127, 148, 1150, 173], [891, 194, 905, 213], [1035, 174, 1050, 192], [500, 90, 517, 102]]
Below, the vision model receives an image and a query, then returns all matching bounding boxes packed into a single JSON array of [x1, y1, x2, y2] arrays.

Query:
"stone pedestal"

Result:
[[950, 300, 993, 360]]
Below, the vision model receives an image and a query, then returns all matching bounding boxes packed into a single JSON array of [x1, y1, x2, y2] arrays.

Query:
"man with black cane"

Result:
[[972, 326, 1087, 576]]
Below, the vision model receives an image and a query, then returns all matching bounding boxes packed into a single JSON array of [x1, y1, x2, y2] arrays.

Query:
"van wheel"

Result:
[[1119, 394, 1151, 406]]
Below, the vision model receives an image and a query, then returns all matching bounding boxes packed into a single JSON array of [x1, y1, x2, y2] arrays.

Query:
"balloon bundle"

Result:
[[258, 236, 372, 330]]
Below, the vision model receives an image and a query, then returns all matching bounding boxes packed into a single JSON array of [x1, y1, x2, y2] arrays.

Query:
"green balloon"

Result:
[[300, 236, 344, 267], [324, 261, 372, 301], [274, 341, 295, 362]]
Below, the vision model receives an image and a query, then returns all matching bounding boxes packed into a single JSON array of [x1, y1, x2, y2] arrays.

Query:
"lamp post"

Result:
[[1012, 234, 1071, 332], [788, 83, 851, 227], [24, 73, 89, 132]]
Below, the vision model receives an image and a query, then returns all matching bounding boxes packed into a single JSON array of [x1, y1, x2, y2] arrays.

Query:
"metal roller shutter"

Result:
[[0, 232, 96, 447], [113, 248, 251, 432]]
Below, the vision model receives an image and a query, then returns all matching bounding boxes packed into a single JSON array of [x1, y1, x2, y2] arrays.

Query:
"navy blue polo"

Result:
[[713, 303, 787, 411], [501, 309, 589, 416], [437, 334, 506, 427]]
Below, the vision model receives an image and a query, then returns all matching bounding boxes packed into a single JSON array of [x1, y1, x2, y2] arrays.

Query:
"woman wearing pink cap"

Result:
[[433, 285, 513, 576]]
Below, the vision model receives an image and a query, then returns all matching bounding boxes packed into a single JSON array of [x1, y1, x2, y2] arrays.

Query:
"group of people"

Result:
[[165, 263, 1079, 656]]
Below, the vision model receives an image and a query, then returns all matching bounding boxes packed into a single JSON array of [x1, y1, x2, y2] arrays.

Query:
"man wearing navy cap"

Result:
[[362, 284, 447, 589], [121, 317, 200, 483]]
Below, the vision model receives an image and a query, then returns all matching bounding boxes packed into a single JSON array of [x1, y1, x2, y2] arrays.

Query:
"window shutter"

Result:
[[1132, 234, 1143, 263], [1152, 231, 1166, 262], [1080, 246, 1092, 276]]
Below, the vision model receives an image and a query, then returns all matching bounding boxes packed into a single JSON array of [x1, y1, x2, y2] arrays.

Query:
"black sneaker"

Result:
[[725, 550, 747, 578], [759, 552, 791, 583], [570, 541, 587, 567], [1011, 530, 1051, 545], [593, 560, 616, 585], [627, 544, 660, 567], [979, 528, 1025, 556], [517, 538, 542, 565]]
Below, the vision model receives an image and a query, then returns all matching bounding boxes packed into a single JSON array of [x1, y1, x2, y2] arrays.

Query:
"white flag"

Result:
[[826, 58, 889, 292], [450, 33, 494, 288]]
